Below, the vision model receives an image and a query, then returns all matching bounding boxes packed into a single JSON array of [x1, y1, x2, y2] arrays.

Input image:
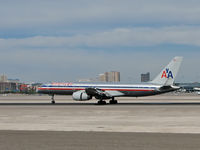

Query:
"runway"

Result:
[[1, 130, 200, 150], [0, 93, 200, 149]]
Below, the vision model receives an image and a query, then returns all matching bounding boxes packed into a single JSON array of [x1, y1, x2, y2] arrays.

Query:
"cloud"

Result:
[[0, 0, 200, 83], [1, 0, 200, 30], [0, 25, 199, 83], [1, 26, 200, 49], [0, 45, 199, 83]]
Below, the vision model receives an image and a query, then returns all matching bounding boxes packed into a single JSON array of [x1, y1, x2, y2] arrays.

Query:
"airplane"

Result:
[[37, 56, 183, 104], [194, 87, 200, 91], [194, 87, 200, 95]]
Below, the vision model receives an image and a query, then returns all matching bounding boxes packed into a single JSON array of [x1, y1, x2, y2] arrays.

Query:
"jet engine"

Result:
[[72, 90, 92, 101]]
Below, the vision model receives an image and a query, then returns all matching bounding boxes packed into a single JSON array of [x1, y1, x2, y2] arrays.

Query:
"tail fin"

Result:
[[151, 56, 183, 86]]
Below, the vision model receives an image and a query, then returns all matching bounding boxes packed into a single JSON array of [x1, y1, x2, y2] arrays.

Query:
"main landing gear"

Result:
[[51, 94, 55, 104], [97, 98, 107, 105], [97, 97, 118, 105], [109, 97, 118, 104]]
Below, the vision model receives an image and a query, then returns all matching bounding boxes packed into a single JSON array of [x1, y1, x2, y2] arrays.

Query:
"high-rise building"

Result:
[[98, 74, 106, 82], [0, 74, 7, 82], [108, 71, 120, 82], [141, 72, 150, 82], [0, 74, 19, 93], [99, 71, 120, 82]]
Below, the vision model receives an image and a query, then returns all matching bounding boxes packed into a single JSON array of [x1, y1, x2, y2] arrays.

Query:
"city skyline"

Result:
[[0, 1, 200, 83]]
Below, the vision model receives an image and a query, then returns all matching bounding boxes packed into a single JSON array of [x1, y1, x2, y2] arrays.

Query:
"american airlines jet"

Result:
[[37, 56, 183, 104]]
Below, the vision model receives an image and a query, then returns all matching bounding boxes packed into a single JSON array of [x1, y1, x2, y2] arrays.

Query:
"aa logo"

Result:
[[161, 68, 173, 79]]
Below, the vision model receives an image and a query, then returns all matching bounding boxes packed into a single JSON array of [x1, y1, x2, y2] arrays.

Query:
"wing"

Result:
[[85, 88, 124, 99]]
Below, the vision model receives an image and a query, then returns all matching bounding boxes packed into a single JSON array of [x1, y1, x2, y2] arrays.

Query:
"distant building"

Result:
[[99, 71, 120, 82], [8, 79, 20, 83], [0, 82, 18, 93], [108, 71, 120, 82], [98, 74, 106, 82], [78, 71, 120, 83], [176, 82, 200, 92], [0, 74, 19, 93], [0, 74, 8, 82], [78, 78, 93, 82], [19, 83, 42, 94], [141, 72, 150, 82]]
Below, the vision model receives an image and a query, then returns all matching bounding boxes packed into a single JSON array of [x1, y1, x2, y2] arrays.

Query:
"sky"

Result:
[[0, 0, 200, 83]]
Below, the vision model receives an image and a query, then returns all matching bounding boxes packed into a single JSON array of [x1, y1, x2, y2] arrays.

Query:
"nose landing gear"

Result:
[[51, 94, 55, 104]]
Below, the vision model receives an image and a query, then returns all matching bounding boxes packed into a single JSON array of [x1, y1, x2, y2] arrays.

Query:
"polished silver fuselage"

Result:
[[37, 83, 176, 97]]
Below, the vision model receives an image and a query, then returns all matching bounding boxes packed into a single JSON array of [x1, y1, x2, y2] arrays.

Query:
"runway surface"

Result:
[[1, 130, 200, 150], [0, 93, 200, 149]]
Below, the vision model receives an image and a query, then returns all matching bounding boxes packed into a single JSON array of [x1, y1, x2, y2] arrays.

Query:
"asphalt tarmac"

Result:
[[1, 131, 200, 150], [0, 93, 200, 150]]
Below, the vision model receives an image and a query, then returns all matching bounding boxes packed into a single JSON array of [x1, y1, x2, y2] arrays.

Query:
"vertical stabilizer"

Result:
[[151, 56, 183, 86]]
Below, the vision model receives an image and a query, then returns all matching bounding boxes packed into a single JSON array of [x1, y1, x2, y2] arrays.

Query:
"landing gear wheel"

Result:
[[109, 97, 118, 104], [51, 94, 55, 104], [97, 100, 106, 105], [109, 100, 118, 104]]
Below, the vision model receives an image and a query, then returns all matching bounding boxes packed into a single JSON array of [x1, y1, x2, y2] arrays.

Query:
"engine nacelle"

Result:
[[72, 90, 92, 101]]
